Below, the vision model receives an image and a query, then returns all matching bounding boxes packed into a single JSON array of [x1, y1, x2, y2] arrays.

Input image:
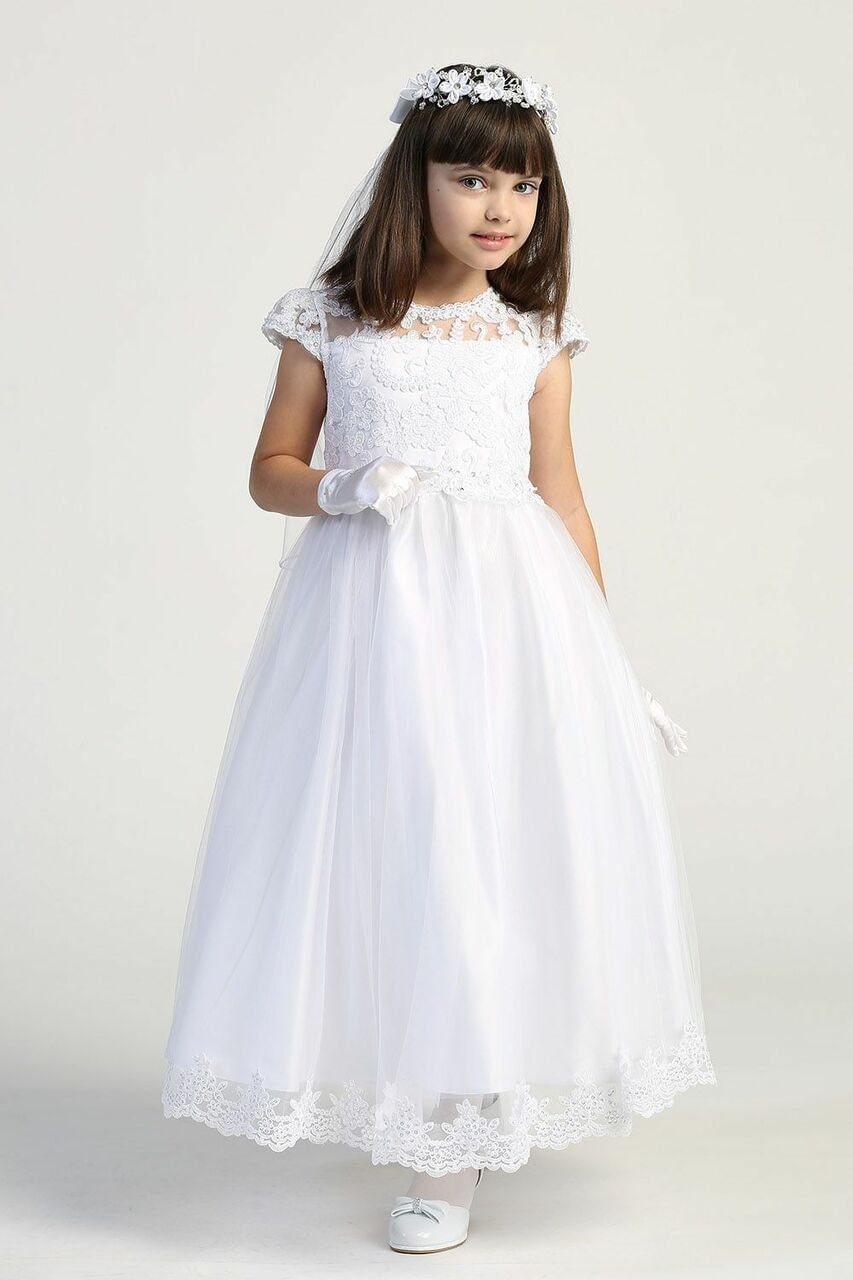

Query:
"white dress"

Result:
[[161, 283, 717, 1175]]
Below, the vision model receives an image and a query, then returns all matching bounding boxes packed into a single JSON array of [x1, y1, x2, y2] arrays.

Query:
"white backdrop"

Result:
[[2, 2, 850, 1274]]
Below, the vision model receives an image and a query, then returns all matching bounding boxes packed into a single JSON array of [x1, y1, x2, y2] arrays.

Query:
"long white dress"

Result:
[[161, 283, 717, 1175]]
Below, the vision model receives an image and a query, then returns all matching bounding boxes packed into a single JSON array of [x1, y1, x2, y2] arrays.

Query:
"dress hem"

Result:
[[161, 1019, 717, 1175]]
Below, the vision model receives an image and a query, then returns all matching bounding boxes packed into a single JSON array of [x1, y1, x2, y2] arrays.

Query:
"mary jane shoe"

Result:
[[388, 1168, 483, 1253]]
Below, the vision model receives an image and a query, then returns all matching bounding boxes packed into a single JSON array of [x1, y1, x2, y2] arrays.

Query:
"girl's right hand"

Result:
[[316, 455, 431, 525]]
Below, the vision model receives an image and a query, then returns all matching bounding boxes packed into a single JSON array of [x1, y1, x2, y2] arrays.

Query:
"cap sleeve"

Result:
[[538, 303, 589, 370], [261, 287, 323, 362]]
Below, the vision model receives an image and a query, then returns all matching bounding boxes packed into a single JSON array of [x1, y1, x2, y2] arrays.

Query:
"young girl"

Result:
[[162, 61, 717, 1255]]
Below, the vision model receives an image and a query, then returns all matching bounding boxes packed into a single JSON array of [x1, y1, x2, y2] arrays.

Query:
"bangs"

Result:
[[425, 97, 554, 179]]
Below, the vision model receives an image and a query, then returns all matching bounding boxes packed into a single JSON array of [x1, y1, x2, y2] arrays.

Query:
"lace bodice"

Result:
[[261, 284, 589, 505]]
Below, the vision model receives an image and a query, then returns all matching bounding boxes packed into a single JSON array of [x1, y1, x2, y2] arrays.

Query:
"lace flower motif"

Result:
[[163, 1019, 717, 1175]]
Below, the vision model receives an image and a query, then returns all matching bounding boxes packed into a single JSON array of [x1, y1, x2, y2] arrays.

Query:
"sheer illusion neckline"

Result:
[[403, 286, 497, 319]]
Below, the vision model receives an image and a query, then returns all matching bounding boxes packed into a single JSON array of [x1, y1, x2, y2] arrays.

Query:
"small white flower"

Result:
[[438, 69, 471, 103], [521, 77, 542, 108], [476, 69, 507, 102], [400, 68, 441, 103]]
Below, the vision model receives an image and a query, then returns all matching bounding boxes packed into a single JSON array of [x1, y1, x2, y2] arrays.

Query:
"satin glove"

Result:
[[642, 687, 689, 757], [317, 455, 430, 526]]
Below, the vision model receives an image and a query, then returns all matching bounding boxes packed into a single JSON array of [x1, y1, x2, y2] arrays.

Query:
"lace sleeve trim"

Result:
[[261, 287, 323, 362], [538, 305, 589, 367]]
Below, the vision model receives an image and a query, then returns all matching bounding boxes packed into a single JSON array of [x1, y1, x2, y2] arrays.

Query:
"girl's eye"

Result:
[[458, 176, 540, 195]]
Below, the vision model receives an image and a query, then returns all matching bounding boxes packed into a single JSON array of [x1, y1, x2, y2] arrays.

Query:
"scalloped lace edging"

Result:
[[162, 1020, 716, 1174]]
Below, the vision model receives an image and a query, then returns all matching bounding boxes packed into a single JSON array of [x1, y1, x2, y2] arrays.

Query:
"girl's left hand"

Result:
[[642, 688, 689, 756]]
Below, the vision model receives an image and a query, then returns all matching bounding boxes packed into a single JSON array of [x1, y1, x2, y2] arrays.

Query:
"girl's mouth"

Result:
[[472, 233, 513, 249]]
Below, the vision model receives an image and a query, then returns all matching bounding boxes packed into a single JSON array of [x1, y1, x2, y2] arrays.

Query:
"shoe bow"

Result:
[[389, 1196, 446, 1223]]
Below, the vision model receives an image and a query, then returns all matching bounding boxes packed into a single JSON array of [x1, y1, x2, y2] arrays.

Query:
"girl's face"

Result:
[[424, 160, 542, 270]]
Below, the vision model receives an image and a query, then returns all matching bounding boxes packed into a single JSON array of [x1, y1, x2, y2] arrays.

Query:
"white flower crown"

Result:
[[390, 65, 559, 136]]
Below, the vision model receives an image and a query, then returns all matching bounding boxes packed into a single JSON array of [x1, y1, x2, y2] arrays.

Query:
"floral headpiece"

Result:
[[390, 65, 559, 136]]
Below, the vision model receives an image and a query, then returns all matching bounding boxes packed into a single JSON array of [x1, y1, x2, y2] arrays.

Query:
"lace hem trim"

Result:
[[162, 1020, 717, 1175]]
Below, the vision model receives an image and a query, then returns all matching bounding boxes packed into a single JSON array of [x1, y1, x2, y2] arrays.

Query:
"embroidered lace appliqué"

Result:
[[260, 284, 589, 506], [262, 287, 323, 361], [539, 306, 589, 365], [162, 1019, 716, 1175]]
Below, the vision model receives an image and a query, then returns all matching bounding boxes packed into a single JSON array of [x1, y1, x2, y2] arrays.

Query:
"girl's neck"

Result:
[[411, 272, 491, 308]]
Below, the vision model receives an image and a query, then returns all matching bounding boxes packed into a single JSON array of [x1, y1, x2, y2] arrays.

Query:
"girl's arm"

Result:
[[528, 350, 607, 599], [248, 339, 329, 515]]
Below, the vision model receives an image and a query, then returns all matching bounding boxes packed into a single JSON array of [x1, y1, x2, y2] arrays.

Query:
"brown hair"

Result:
[[317, 62, 574, 344]]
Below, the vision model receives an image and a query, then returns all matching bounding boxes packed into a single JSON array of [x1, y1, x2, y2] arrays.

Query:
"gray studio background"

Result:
[[2, 2, 850, 1276]]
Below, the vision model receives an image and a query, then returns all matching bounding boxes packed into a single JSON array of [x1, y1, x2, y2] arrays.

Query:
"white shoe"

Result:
[[388, 1168, 483, 1253]]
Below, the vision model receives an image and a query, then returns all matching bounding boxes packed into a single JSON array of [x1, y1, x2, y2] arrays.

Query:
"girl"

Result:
[[162, 61, 717, 1255]]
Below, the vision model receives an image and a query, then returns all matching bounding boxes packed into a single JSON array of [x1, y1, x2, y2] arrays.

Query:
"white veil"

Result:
[[261, 140, 394, 567]]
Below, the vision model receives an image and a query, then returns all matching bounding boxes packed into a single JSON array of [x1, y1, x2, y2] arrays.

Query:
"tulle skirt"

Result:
[[162, 490, 716, 1174]]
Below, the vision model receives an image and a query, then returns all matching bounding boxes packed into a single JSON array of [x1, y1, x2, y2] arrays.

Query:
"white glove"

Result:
[[642, 687, 689, 757], [317, 455, 429, 526]]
